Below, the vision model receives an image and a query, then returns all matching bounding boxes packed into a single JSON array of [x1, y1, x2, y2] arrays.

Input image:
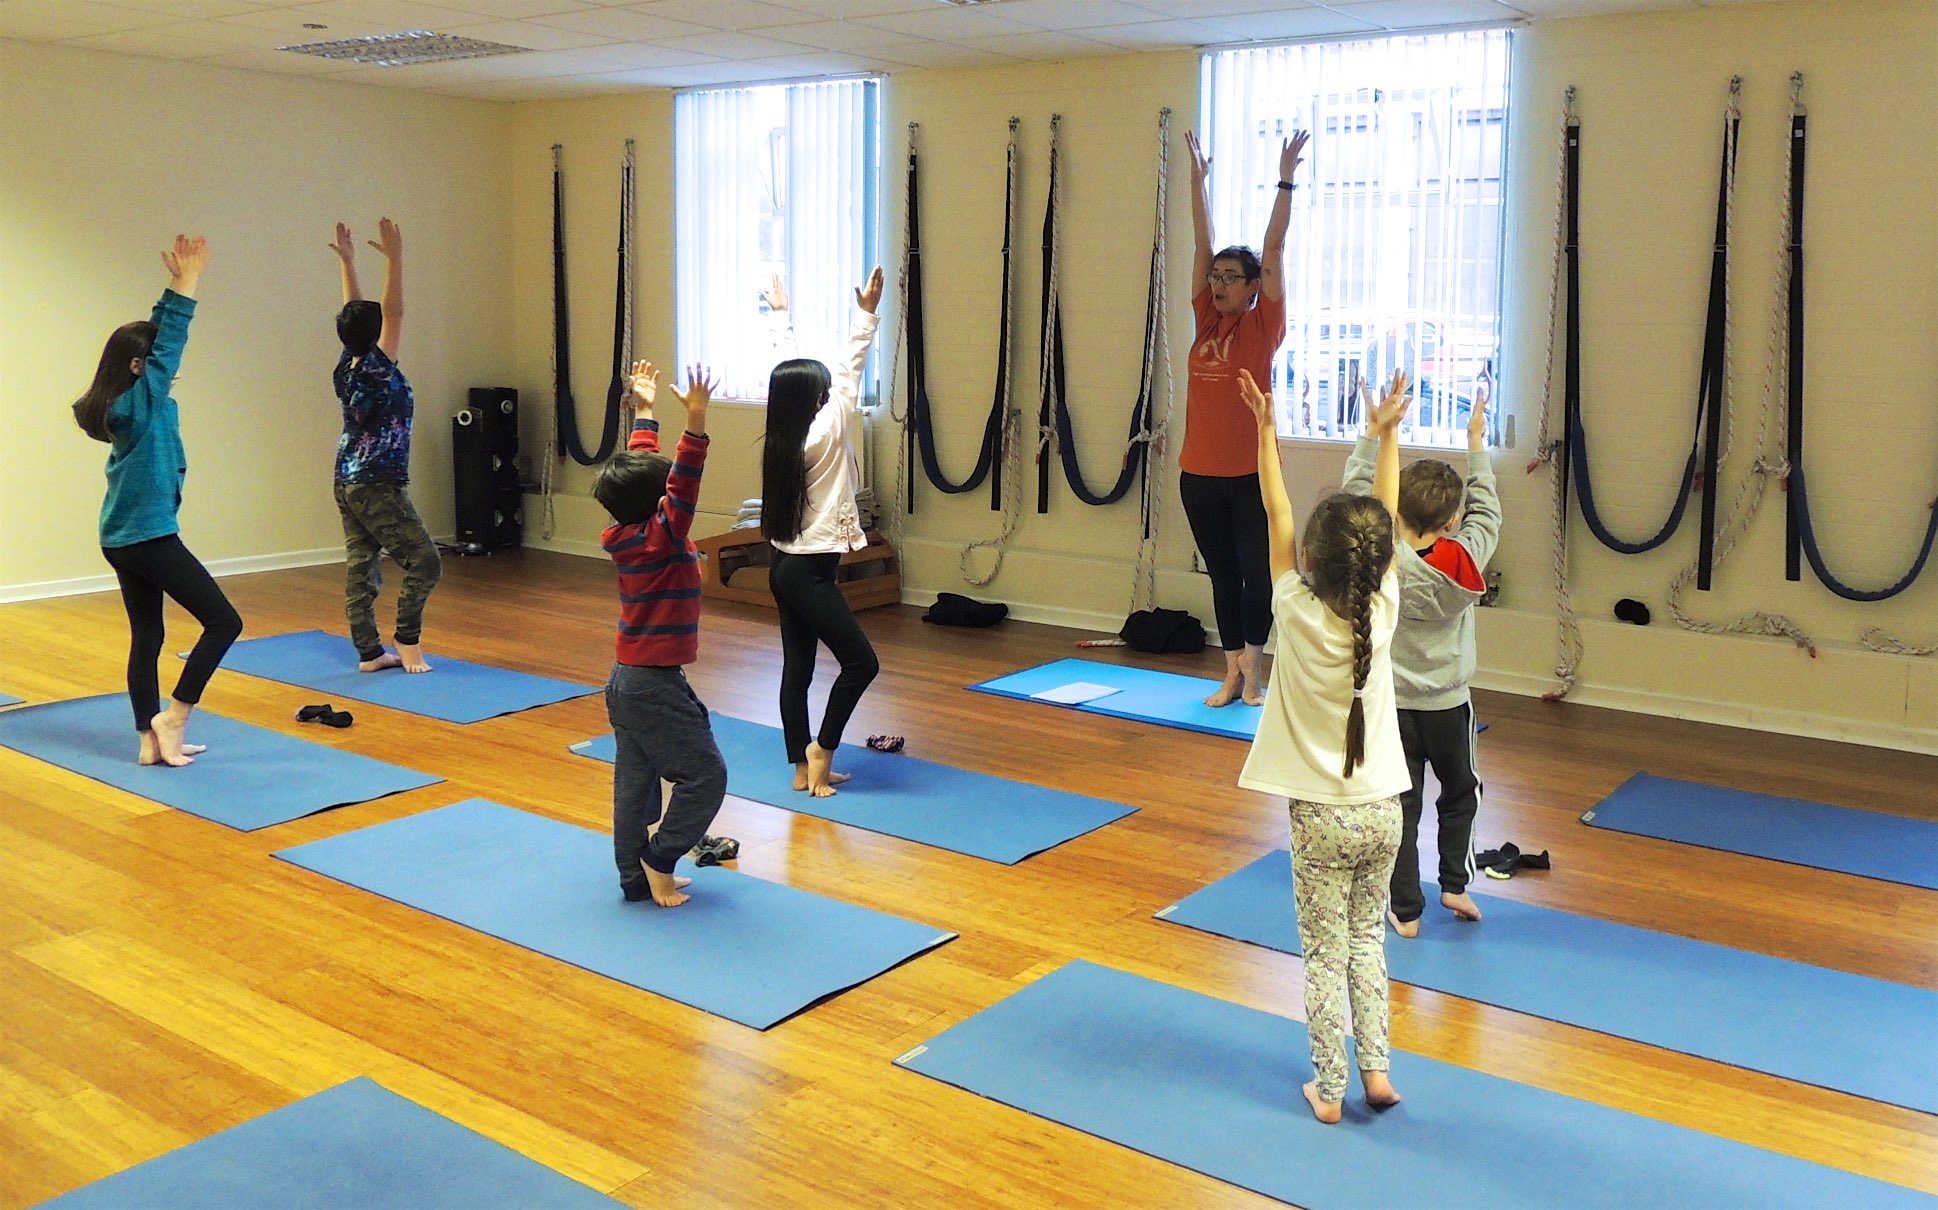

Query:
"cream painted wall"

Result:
[[0, 40, 514, 596], [503, 1, 1935, 749]]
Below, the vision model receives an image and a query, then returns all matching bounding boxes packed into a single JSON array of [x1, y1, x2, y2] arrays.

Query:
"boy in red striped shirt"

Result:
[[594, 361, 721, 907]]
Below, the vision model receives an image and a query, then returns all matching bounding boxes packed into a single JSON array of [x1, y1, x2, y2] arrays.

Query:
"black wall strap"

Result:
[[552, 144, 623, 467], [902, 120, 1014, 513], [1779, 102, 1938, 602]]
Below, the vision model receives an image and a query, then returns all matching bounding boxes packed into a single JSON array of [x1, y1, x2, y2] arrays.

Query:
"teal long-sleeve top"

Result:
[[99, 290, 196, 549]]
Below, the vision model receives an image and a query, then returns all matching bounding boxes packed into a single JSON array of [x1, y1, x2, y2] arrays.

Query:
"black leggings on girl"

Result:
[[1180, 471, 1273, 650], [769, 548, 879, 763], [101, 535, 243, 731]]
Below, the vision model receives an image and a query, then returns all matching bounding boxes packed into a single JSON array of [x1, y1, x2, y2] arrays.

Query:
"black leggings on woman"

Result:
[[769, 548, 879, 763], [1180, 471, 1273, 650], [101, 535, 243, 732]]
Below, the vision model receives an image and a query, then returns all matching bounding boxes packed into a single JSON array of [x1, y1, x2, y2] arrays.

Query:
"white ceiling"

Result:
[[0, 0, 1788, 101]]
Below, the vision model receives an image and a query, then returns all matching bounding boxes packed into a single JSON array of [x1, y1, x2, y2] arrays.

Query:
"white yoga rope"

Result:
[[1129, 107, 1175, 614]]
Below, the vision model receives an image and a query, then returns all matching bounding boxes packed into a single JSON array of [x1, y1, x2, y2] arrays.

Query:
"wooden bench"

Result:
[[694, 526, 901, 611]]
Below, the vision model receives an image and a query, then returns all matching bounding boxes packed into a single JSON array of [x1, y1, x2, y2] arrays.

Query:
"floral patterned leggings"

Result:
[[1289, 795, 1402, 1102]]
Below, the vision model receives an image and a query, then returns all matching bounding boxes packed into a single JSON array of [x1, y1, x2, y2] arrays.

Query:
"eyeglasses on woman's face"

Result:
[[1206, 271, 1249, 286]]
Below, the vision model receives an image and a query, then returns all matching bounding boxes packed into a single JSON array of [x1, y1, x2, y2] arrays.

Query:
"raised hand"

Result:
[[855, 265, 884, 315], [1185, 129, 1211, 184], [1468, 375, 1490, 449], [366, 217, 402, 261], [329, 222, 356, 263], [761, 274, 788, 313], [1366, 369, 1412, 437], [161, 234, 210, 280], [1279, 129, 1310, 184], [626, 359, 659, 413], [1238, 368, 1275, 430], [669, 364, 717, 432]]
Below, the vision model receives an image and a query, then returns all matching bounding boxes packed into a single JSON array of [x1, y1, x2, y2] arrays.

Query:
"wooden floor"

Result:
[[4, 548, 1935, 1208]]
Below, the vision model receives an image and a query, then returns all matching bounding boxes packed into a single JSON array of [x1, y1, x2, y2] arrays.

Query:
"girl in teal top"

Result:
[[73, 235, 241, 767]]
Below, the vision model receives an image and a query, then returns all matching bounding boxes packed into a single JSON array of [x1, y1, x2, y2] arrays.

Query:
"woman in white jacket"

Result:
[[760, 266, 883, 797]]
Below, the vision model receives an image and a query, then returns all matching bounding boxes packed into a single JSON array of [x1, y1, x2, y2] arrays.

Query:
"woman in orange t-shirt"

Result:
[[1180, 127, 1308, 706]]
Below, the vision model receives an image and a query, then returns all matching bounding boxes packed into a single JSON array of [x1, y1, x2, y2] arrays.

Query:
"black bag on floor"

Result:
[[924, 592, 1008, 628], [1119, 608, 1205, 654]]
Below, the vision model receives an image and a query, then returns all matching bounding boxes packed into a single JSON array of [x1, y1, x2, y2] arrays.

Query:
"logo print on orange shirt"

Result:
[[1195, 332, 1235, 370]]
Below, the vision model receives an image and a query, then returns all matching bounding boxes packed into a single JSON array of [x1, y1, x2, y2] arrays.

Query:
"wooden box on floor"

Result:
[[695, 526, 901, 611]]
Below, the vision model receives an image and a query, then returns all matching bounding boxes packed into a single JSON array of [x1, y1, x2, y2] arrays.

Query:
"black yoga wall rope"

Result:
[[1034, 112, 1160, 526], [551, 144, 623, 467], [1562, 84, 1737, 573], [1779, 99, 1938, 602], [902, 120, 1015, 514]]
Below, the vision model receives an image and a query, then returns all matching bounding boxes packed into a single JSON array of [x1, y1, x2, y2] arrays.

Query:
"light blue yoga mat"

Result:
[[1158, 851, 1938, 1116], [970, 657, 1262, 740], [0, 695, 441, 831], [1584, 773, 1938, 891], [571, 714, 1135, 864], [39, 1077, 617, 1209], [216, 630, 598, 724], [275, 799, 955, 1029], [897, 961, 1930, 1210], [0, 691, 22, 707]]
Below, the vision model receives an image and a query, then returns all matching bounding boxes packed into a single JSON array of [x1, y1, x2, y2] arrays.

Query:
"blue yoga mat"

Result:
[[217, 630, 598, 724], [571, 714, 1135, 864], [0, 695, 441, 831], [898, 961, 1929, 1210], [0, 691, 22, 707], [40, 1077, 617, 1209], [1158, 852, 1938, 1116], [275, 799, 955, 1029], [1584, 773, 1938, 891], [970, 658, 1262, 740]]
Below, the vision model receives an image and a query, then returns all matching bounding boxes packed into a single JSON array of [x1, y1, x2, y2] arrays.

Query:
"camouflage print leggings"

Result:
[[335, 481, 441, 662], [1289, 795, 1402, 1103]]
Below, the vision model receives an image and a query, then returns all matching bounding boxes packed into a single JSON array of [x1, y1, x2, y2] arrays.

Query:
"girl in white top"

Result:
[[760, 267, 884, 797], [1236, 366, 1414, 1124]]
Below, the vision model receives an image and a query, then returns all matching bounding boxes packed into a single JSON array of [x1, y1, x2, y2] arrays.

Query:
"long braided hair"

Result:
[[1302, 492, 1396, 776]]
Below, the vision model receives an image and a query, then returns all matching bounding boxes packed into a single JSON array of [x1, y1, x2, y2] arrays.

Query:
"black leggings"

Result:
[[101, 535, 243, 732], [1180, 471, 1273, 650], [769, 548, 879, 763]]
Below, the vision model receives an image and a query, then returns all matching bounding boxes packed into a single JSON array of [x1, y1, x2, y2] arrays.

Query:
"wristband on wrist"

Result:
[[1276, 180, 1295, 191]]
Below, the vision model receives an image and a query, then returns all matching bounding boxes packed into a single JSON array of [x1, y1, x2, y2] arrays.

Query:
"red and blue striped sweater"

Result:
[[602, 418, 708, 667]]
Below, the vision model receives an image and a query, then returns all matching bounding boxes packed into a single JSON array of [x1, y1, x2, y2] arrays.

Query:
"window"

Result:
[[675, 77, 880, 401], [1201, 31, 1511, 446]]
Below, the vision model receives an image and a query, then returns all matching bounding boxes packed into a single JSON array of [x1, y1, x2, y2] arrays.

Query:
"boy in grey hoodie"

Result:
[[1342, 383, 1501, 936]]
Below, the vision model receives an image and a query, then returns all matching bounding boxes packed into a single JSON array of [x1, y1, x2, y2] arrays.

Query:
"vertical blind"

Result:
[[676, 77, 879, 401], [1202, 30, 1510, 446]]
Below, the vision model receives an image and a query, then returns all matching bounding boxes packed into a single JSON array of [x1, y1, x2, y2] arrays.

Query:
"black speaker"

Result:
[[492, 487, 523, 549], [453, 406, 494, 551], [469, 387, 518, 461]]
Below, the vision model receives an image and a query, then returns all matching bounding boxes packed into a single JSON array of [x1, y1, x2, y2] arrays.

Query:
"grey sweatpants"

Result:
[[606, 663, 726, 886]]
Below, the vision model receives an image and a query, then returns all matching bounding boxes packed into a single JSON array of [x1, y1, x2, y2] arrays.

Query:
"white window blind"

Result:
[[1202, 30, 1510, 446], [675, 77, 879, 401]]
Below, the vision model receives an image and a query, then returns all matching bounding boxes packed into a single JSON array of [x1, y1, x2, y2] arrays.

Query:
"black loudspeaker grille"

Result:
[[468, 387, 518, 460], [453, 406, 494, 549]]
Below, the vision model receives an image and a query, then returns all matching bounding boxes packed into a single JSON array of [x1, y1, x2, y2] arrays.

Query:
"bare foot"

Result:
[[1302, 1080, 1342, 1124], [359, 651, 403, 673], [1240, 645, 1268, 706], [396, 642, 433, 674], [148, 709, 194, 767], [793, 762, 810, 792], [137, 730, 163, 766], [644, 866, 690, 907], [1203, 672, 1242, 708], [1361, 1069, 1403, 1109], [805, 741, 840, 797], [1441, 891, 1483, 922], [1388, 910, 1419, 939]]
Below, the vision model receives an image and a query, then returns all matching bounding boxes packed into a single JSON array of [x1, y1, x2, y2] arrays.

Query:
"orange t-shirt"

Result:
[[1180, 287, 1288, 477]]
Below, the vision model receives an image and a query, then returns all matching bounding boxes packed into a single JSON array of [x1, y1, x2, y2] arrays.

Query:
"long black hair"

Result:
[[759, 358, 832, 544], [73, 320, 157, 443], [1302, 492, 1395, 777]]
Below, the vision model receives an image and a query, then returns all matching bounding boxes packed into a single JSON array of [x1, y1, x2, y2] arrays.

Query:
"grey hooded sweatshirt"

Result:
[[1342, 438, 1502, 711]]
